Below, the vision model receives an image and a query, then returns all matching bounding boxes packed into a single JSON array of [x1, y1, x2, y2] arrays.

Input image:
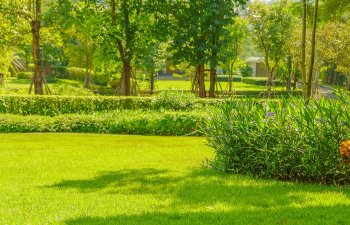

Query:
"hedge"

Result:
[[0, 96, 153, 116], [0, 93, 303, 116], [243, 77, 284, 86], [17, 72, 33, 79], [0, 94, 230, 115], [216, 75, 243, 82], [0, 111, 206, 136]]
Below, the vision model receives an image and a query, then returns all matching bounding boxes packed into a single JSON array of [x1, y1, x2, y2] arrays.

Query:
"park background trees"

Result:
[[1, 0, 350, 100]]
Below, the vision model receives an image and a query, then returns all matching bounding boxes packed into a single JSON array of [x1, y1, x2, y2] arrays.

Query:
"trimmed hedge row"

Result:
[[0, 111, 206, 136], [217, 75, 243, 82], [0, 95, 228, 116], [0, 96, 153, 115], [243, 77, 285, 86]]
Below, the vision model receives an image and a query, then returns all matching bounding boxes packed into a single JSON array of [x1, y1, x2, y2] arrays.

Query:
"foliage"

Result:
[[17, 72, 33, 79], [249, 0, 293, 92], [152, 90, 196, 110], [239, 65, 253, 77], [0, 110, 205, 136], [205, 92, 350, 184], [243, 77, 284, 86], [0, 95, 225, 116], [216, 75, 243, 82]]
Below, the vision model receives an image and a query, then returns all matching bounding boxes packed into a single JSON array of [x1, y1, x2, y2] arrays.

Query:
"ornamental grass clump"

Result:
[[204, 93, 350, 185]]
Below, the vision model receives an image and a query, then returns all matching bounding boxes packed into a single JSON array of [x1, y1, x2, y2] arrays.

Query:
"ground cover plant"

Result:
[[0, 110, 206, 136], [1, 134, 350, 225], [205, 92, 350, 184]]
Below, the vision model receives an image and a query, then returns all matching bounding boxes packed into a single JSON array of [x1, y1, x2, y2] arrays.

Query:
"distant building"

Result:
[[246, 57, 269, 77]]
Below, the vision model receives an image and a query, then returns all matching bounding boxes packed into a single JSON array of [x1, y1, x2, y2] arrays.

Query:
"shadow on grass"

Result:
[[46, 168, 181, 194], [46, 168, 350, 224]]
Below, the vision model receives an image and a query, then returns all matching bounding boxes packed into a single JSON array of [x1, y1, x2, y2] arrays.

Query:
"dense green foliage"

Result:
[[0, 111, 205, 136], [243, 77, 285, 86], [0, 94, 228, 116], [216, 75, 243, 82], [205, 93, 350, 184], [17, 72, 33, 79]]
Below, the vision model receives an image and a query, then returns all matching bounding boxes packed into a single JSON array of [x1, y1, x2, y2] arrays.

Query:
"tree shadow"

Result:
[[45, 168, 350, 224], [46, 168, 183, 195]]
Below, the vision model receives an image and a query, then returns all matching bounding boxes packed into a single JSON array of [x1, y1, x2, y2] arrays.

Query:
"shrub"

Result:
[[152, 90, 196, 110], [66, 67, 85, 81], [92, 72, 110, 86], [0, 111, 206, 136], [17, 72, 33, 79], [240, 65, 253, 77], [243, 77, 284, 86], [217, 75, 243, 82], [204, 93, 350, 185], [51, 66, 67, 78], [0, 96, 154, 116]]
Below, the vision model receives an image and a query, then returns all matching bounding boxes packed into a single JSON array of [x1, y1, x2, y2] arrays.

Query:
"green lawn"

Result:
[[1, 134, 350, 225], [140, 80, 286, 91], [1, 77, 285, 95]]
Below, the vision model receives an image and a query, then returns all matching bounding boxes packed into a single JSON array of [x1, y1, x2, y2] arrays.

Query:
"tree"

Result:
[[107, 0, 169, 96], [47, 0, 103, 89], [0, 0, 53, 94], [220, 17, 248, 93], [171, 0, 247, 98], [249, 0, 293, 96], [135, 43, 167, 94]]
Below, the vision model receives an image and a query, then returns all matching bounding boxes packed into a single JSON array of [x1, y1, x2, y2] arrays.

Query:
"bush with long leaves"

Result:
[[205, 92, 350, 184]]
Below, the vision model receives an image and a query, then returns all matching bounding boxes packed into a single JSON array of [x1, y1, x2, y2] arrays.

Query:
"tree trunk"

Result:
[[31, 0, 43, 95], [197, 64, 206, 98], [228, 63, 234, 93], [306, 0, 319, 104], [84, 56, 92, 89], [209, 67, 216, 98], [287, 55, 292, 92], [84, 71, 91, 89], [293, 74, 297, 91], [301, 0, 307, 99], [150, 72, 155, 95], [122, 61, 131, 96], [267, 73, 274, 98]]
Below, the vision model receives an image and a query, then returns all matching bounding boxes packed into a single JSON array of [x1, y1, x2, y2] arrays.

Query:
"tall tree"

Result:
[[108, 0, 169, 96], [30, 0, 43, 94], [301, 0, 307, 98], [249, 0, 293, 96], [47, 0, 102, 89], [171, 0, 247, 98], [305, 0, 319, 103]]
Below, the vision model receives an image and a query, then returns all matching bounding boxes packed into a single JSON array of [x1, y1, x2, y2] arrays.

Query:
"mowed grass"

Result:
[[1, 134, 350, 225], [140, 80, 285, 91], [1, 77, 284, 95]]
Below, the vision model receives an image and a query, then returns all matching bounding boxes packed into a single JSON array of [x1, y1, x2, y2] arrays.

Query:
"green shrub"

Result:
[[17, 72, 32, 79], [217, 75, 243, 82], [204, 93, 350, 185], [240, 65, 253, 77], [51, 66, 67, 78], [243, 77, 284, 86], [0, 96, 154, 116], [66, 67, 85, 81], [152, 90, 196, 110], [0, 111, 205, 136], [92, 72, 110, 86]]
